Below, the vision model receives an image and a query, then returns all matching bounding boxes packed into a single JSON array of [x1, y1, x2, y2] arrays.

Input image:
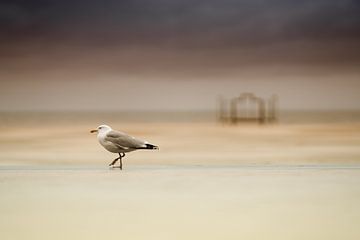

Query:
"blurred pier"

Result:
[[217, 92, 278, 124]]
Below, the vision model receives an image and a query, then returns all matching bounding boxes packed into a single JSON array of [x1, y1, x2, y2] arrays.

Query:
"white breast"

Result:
[[97, 131, 120, 153]]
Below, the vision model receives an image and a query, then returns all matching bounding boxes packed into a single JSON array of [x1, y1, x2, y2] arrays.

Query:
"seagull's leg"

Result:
[[119, 153, 125, 170], [119, 153, 122, 170], [109, 156, 120, 167]]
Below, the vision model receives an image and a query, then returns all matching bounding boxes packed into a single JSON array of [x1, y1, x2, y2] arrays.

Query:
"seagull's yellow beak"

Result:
[[90, 129, 98, 133]]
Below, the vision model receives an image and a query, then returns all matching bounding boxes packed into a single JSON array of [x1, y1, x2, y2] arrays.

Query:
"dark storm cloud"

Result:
[[1, 0, 360, 47]]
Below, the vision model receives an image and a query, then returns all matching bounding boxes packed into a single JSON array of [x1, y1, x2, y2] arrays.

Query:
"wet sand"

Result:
[[1, 120, 360, 166], [1, 112, 360, 239]]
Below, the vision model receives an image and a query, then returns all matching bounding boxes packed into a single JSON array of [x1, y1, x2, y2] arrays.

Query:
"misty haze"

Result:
[[1, 1, 360, 240]]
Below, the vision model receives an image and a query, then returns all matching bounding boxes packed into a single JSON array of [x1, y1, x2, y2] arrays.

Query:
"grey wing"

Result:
[[105, 130, 146, 149]]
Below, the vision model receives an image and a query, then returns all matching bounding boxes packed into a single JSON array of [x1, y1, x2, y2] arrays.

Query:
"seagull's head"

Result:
[[90, 125, 112, 134]]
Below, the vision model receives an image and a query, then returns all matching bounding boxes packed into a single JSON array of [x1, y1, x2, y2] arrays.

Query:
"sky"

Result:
[[1, 0, 360, 111]]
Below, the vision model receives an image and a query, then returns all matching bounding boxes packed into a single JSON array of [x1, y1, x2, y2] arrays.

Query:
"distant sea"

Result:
[[1, 110, 360, 128]]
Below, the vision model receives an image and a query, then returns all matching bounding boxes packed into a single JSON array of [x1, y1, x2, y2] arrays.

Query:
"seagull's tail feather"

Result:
[[140, 144, 159, 150]]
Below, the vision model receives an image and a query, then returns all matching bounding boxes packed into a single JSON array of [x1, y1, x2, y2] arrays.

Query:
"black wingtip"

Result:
[[145, 144, 159, 150]]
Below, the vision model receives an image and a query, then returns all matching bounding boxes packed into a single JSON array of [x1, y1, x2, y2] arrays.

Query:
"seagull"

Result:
[[90, 125, 159, 169]]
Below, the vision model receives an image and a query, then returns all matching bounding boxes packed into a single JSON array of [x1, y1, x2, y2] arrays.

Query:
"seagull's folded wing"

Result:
[[105, 130, 146, 149]]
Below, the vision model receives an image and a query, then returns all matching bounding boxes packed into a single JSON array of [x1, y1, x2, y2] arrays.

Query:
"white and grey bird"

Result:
[[90, 125, 159, 169]]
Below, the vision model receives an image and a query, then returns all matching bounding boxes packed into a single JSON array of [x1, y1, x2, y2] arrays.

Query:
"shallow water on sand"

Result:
[[1, 165, 360, 240]]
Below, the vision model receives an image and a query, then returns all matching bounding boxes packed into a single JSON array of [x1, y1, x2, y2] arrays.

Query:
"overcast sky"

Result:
[[1, 0, 360, 110]]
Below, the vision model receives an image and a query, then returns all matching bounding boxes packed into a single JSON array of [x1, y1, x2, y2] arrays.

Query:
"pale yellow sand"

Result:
[[1, 112, 360, 239], [0, 166, 360, 240]]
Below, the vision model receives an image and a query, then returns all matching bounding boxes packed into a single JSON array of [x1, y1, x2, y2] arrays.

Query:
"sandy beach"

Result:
[[0, 111, 360, 239], [1, 111, 360, 166], [2, 0, 360, 238], [1, 166, 360, 240]]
